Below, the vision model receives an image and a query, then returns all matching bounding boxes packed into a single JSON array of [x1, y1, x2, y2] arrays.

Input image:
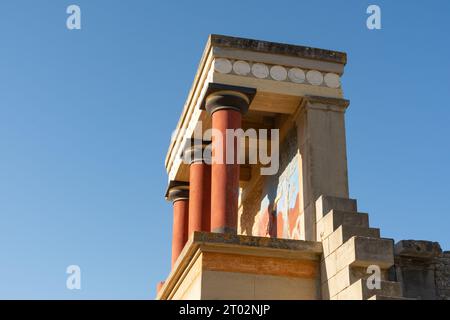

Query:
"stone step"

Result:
[[321, 236, 393, 283], [335, 236, 394, 271], [317, 210, 370, 242], [323, 225, 380, 257], [316, 195, 358, 221], [336, 279, 402, 300], [322, 264, 390, 298]]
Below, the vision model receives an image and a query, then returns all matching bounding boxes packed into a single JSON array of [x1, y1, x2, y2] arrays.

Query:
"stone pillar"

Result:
[[295, 96, 350, 241], [166, 182, 189, 268], [204, 85, 255, 234], [184, 140, 212, 236]]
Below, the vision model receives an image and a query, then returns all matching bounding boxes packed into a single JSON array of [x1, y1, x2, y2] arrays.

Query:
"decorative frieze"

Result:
[[213, 58, 341, 89]]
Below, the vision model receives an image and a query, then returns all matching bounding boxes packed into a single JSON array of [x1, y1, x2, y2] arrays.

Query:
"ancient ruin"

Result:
[[157, 35, 449, 300]]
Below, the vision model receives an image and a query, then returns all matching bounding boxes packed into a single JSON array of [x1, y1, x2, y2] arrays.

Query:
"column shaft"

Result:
[[188, 162, 211, 234], [210, 109, 242, 233], [171, 198, 189, 268]]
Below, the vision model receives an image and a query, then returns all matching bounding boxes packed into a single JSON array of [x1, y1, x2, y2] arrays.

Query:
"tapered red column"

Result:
[[184, 140, 212, 236], [204, 86, 255, 234], [166, 183, 189, 268], [210, 109, 241, 233]]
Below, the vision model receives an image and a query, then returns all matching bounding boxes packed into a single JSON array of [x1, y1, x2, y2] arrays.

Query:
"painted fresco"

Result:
[[255, 128, 303, 240]]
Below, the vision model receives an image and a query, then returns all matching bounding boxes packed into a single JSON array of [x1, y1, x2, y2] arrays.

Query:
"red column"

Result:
[[185, 141, 212, 236], [200, 165, 212, 232], [204, 89, 253, 234], [210, 109, 242, 233], [167, 185, 189, 268], [189, 163, 211, 234]]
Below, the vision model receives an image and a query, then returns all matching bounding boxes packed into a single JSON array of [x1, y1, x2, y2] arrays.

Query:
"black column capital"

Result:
[[165, 180, 189, 203], [200, 83, 256, 115], [181, 139, 212, 165]]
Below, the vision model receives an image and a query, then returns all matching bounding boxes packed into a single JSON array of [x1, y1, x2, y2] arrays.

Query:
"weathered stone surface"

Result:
[[209, 34, 347, 64], [336, 236, 394, 271], [296, 100, 351, 240], [436, 252, 450, 300], [336, 279, 402, 300], [395, 240, 442, 259], [192, 231, 322, 253], [395, 240, 450, 300], [315, 196, 357, 222], [324, 265, 389, 298], [396, 262, 437, 299], [157, 232, 323, 300], [316, 210, 369, 241], [324, 266, 357, 297], [326, 225, 380, 257], [321, 251, 338, 280], [202, 271, 318, 300]]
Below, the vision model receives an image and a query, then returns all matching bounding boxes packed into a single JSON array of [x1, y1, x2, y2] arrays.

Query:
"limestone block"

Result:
[[323, 265, 388, 298], [303, 107, 349, 202], [316, 210, 369, 241], [326, 266, 362, 297], [321, 251, 338, 280], [335, 236, 394, 272], [202, 270, 256, 300], [170, 256, 203, 300], [296, 104, 350, 217], [254, 274, 318, 300], [321, 237, 331, 259], [315, 195, 357, 222], [326, 226, 380, 257], [395, 240, 442, 259], [202, 270, 319, 300], [336, 279, 402, 300], [324, 267, 352, 297], [175, 274, 202, 300]]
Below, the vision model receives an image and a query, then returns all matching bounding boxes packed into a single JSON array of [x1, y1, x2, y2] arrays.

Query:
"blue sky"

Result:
[[0, 0, 449, 299]]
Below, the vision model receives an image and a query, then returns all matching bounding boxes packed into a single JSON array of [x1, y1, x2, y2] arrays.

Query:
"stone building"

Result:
[[156, 35, 449, 300]]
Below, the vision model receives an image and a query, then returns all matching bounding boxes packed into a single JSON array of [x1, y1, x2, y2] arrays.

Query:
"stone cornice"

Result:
[[305, 95, 350, 111], [210, 34, 347, 65]]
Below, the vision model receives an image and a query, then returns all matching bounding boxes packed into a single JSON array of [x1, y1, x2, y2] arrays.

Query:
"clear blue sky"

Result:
[[0, 0, 449, 299]]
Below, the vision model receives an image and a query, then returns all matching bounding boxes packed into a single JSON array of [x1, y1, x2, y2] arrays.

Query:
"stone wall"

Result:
[[435, 251, 450, 299], [394, 240, 450, 300]]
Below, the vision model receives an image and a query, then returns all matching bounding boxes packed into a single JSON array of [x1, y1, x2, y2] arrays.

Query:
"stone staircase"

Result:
[[317, 195, 406, 300]]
